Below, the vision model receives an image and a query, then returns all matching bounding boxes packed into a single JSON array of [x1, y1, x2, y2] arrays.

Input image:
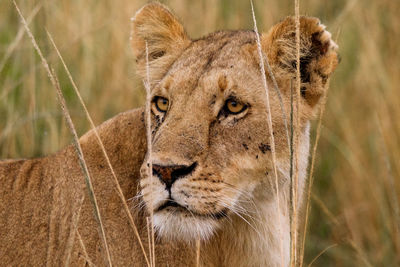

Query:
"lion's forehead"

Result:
[[164, 30, 258, 88]]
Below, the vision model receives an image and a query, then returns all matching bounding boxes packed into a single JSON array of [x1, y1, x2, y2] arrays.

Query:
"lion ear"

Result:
[[261, 16, 339, 109], [130, 3, 191, 83]]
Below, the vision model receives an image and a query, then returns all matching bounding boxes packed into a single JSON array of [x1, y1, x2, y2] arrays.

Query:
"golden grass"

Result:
[[13, 2, 151, 266], [307, 243, 337, 266], [65, 195, 85, 267], [144, 42, 156, 267], [250, 1, 284, 265], [47, 31, 151, 266], [196, 239, 201, 267], [299, 80, 331, 266], [291, 0, 301, 265], [12, 3, 114, 266], [2, 0, 400, 265], [12, 1, 113, 265], [76, 230, 95, 267]]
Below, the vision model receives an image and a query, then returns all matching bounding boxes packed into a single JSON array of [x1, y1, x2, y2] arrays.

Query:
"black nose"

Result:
[[152, 162, 197, 189]]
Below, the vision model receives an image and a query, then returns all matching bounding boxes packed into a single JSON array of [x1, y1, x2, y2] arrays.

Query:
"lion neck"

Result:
[[201, 196, 290, 267], [201, 123, 310, 267]]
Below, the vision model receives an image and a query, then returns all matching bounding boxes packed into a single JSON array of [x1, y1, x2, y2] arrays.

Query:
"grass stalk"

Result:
[[12, 1, 113, 265], [65, 196, 85, 267], [54, 55, 112, 266], [196, 239, 201, 267], [310, 192, 374, 266], [289, 80, 294, 266], [144, 42, 156, 267], [0, 2, 42, 75], [46, 31, 150, 267], [262, 54, 291, 150], [375, 114, 400, 257], [299, 82, 331, 267], [77, 230, 96, 267], [146, 217, 153, 267], [292, 0, 301, 265], [250, 1, 284, 266], [307, 243, 337, 267]]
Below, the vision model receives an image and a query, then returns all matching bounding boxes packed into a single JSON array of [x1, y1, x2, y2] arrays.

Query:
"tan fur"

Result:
[[0, 3, 338, 266]]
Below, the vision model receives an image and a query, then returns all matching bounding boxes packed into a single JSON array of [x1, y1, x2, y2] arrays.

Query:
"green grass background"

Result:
[[1, 0, 399, 265]]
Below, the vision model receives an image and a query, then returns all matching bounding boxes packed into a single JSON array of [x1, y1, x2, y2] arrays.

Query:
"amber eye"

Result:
[[225, 99, 246, 114], [154, 97, 169, 112]]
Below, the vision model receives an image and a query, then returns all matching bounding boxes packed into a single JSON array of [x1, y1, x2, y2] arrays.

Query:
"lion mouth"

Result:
[[156, 200, 228, 220], [156, 199, 180, 211]]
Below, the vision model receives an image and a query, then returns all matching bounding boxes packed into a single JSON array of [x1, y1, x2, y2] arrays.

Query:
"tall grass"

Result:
[[1, 0, 399, 265], [251, 1, 285, 265], [292, 0, 301, 265], [144, 43, 155, 267], [12, 2, 113, 265], [47, 31, 150, 266]]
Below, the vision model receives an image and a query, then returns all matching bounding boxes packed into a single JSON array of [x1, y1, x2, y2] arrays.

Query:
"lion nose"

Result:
[[152, 162, 197, 189]]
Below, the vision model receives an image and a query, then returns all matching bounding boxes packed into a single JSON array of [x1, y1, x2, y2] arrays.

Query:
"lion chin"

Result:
[[152, 208, 222, 242]]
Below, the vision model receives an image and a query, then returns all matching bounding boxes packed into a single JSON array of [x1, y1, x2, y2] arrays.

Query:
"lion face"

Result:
[[132, 4, 338, 241], [139, 31, 278, 241]]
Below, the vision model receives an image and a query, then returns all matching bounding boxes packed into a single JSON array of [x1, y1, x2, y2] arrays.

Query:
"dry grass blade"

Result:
[[0, 2, 42, 75], [77, 230, 96, 267], [292, 0, 301, 265], [54, 61, 113, 265], [310, 193, 375, 267], [311, 193, 339, 226], [299, 83, 330, 267], [289, 80, 295, 266], [331, 0, 358, 31], [146, 217, 153, 267], [289, 80, 295, 264], [53, 60, 113, 266], [250, 1, 284, 266], [12, 1, 112, 266], [307, 243, 337, 266], [196, 239, 201, 267], [65, 196, 85, 267], [46, 31, 150, 267], [263, 54, 291, 150], [0, 3, 42, 101], [375, 114, 400, 256], [347, 239, 374, 267], [144, 42, 156, 267]]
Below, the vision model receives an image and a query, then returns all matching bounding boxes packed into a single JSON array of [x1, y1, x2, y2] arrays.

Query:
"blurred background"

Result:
[[1, 0, 399, 265]]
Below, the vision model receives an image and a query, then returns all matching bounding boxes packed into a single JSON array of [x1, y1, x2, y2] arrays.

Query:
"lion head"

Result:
[[131, 3, 338, 241]]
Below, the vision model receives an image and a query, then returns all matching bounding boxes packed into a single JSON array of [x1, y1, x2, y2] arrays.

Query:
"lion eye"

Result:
[[225, 99, 246, 114], [153, 97, 169, 112]]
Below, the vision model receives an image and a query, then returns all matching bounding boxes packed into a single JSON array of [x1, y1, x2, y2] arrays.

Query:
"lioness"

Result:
[[0, 3, 338, 266]]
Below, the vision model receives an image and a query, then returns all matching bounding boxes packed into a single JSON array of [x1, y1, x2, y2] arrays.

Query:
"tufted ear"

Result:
[[261, 16, 339, 110], [131, 3, 191, 84]]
